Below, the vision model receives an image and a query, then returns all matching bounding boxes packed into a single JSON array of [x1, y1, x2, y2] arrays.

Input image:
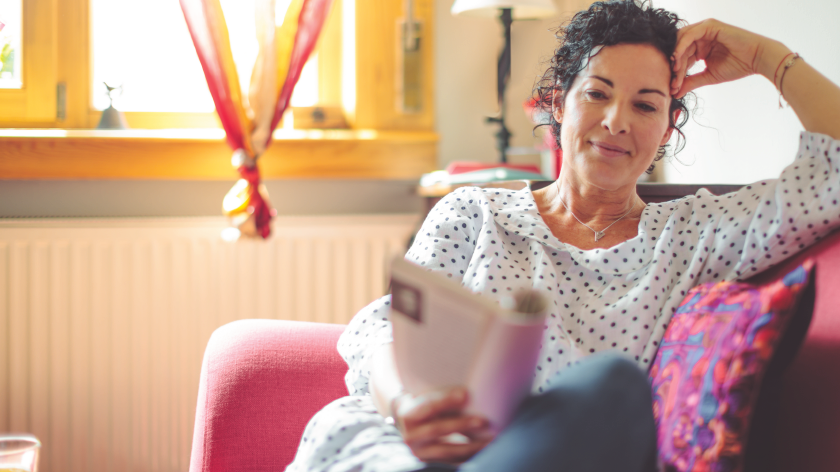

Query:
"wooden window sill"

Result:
[[0, 129, 438, 180]]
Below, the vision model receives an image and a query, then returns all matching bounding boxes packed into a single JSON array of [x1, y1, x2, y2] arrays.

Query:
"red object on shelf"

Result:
[[523, 97, 562, 179], [445, 161, 542, 176]]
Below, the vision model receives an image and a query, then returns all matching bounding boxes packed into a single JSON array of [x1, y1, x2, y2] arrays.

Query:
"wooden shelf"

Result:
[[0, 129, 439, 180]]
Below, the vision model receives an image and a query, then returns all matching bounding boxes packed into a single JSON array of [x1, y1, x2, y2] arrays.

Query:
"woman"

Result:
[[286, 1, 840, 471]]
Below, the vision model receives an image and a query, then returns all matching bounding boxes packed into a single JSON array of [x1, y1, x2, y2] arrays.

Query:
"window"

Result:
[[0, 0, 343, 128], [0, 0, 437, 180], [88, 0, 341, 129], [0, 0, 23, 89], [0, 0, 57, 122]]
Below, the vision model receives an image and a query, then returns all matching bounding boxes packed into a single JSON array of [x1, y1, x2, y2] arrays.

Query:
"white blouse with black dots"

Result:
[[285, 132, 840, 472]]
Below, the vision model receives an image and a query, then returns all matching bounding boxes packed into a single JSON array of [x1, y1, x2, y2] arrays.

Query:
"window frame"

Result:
[[0, 0, 438, 180], [90, 0, 345, 129], [0, 0, 58, 122]]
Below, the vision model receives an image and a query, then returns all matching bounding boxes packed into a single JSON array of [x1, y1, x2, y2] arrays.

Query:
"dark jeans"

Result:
[[419, 353, 657, 472]]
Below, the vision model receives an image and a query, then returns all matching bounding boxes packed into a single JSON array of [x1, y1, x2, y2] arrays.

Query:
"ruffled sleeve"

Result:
[[336, 295, 394, 395], [674, 131, 840, 284], [337, 187, 484, 395]]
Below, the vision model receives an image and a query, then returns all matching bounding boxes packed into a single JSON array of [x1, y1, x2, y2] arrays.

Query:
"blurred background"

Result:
[[1, 0, 838, 217], [0, 1, 838, 471]]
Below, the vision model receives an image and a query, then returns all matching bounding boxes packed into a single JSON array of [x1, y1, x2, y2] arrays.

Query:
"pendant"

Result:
[[594, 231, 605, 241]]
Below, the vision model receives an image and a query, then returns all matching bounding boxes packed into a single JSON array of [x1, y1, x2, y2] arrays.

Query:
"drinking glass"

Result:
[[0, 435, 40, 472]]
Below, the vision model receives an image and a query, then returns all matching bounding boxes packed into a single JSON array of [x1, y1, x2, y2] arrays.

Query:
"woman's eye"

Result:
[[586, 90, 605, 99], [637, 103, 657, 112]]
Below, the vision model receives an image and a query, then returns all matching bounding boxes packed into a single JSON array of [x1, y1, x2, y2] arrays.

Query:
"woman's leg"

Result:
[[459, 353, 657, 472]]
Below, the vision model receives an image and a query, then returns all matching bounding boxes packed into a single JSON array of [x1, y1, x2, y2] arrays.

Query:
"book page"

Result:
[[466, 304, 546, 430], [389, 258, 547, 431], [390, 270, 491, 394]]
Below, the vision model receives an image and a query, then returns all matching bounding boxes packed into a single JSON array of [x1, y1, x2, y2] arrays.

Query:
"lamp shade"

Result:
[[451, 0, 557, 19]]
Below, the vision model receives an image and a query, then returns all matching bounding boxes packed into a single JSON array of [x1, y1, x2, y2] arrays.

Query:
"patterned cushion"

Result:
[[649, 260, 814, 472]]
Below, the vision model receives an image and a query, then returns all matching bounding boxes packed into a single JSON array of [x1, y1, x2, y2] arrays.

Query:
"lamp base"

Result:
[[96, 106, 129, 130]]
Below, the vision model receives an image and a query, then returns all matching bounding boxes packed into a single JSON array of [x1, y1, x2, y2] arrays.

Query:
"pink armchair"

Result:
[[188, 319, 348, 472], [189, 229, 840, 472]]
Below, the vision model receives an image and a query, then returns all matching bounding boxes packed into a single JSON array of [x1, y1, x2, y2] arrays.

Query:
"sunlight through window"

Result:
[[0, 0, 23, 89], [91, 0, 319, 114]]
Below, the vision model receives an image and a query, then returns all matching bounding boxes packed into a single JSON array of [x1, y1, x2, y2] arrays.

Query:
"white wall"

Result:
[[434, 0, 594, 168], [657, 0, 840, 184], [434, 0, 840, 184]]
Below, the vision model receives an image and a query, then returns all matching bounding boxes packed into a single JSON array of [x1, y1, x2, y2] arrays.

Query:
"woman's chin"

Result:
[[577, 168, 641, 191]]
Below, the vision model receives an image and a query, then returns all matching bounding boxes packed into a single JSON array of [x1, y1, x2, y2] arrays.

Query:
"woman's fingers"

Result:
[[671, 20, 730, 95], [671, 18, 772, 97], [397, 387, 468, 428], [402, 415, 488, 446], [410, 436, 495, 464], [673, 21, 710, 69], [672, 52, 698, 96], [676, 69, 717, 99], [392, 387, 494, 464], [671, 40, 698, 95]]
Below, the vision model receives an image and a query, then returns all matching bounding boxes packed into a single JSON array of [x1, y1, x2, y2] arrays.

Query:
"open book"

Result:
[[389, 257, 549, 432]]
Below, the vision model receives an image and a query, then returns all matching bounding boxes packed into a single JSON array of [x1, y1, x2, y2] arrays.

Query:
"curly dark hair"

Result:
[[533, 0, 691, 173]]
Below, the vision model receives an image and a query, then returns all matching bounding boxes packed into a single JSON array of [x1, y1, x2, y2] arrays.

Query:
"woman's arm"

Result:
[[343, 187, 496, 463], [369, 343, 405, 417], [671, 19, 840, 140], [339, 188, 488, 398], [770, 45, 840, 139]]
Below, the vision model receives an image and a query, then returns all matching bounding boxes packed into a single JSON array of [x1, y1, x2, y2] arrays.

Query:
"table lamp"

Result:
[[451, 0, 557, 163]]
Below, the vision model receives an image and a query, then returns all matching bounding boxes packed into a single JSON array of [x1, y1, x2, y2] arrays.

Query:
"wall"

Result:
[[434, 0, 593, 168], [0, 180, 422, 218], [433, 0, 840, 184], [657, 0, 840, 184], [0, 215, 417, 472], [7, 0, 840, 219]]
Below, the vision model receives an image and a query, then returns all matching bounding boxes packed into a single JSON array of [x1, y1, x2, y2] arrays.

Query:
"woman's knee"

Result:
[[538, 353, 654, 422], [470, 354, 657, 472], [585, 353, 651, 393], [555, 353, 648, 391]]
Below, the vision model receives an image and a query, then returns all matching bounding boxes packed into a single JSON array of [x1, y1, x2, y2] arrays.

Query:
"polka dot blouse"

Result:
[[285, 131, 840, 472]]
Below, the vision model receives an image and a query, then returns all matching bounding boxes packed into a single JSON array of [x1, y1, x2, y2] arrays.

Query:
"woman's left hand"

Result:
[[670, 19, 785, 98]]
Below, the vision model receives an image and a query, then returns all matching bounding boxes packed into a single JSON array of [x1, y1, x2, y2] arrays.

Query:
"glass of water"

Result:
[[0, 435, 40, 472]]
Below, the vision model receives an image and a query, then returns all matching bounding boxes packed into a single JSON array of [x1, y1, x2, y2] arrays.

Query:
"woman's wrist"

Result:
[[384, 390, 412, 431], [756, 40, 793, 85], [387, 390, 408, 417]]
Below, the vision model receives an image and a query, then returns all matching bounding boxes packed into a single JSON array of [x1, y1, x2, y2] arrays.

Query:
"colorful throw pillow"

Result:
[[649, 260, 814, 472]]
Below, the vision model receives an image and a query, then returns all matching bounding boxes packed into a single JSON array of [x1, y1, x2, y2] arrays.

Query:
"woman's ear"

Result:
[[660, 108, 681, 146], [552, 90, 564, 123], [660, 127, 675, 146]]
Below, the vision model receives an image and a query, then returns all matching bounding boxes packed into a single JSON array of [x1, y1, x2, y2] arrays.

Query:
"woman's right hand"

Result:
[[670, 19, 783, 99], [392, 387, 494, 464]]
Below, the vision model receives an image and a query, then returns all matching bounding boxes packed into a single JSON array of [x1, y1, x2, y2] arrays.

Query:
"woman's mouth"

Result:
[[591, 141, 629, 158]]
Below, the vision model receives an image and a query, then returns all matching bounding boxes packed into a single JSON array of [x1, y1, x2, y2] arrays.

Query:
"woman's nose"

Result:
[[602, 102, 630, 135]]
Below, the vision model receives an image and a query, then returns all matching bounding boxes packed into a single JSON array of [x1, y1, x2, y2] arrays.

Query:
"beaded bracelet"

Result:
[[778, 53, 802, 109], [773, 52, 795, 87]]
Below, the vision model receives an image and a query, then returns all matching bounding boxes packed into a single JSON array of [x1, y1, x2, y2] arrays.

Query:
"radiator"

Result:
[[0, 215, 419, 472]]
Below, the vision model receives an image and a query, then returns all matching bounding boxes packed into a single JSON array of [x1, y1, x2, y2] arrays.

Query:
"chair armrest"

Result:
[[189, 319, 348, 472]]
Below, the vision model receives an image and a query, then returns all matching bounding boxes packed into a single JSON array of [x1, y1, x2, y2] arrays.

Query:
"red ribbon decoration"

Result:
[[237, 164, 275, 239], [181, 0, 334, 238]]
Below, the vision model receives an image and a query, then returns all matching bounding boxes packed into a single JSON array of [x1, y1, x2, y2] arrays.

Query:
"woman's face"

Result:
[[554, 43, 674, 191]]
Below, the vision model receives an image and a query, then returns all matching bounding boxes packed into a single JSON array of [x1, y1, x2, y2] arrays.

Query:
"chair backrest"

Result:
[[743, 229, 840, 472], [189, 319, 348, 472]]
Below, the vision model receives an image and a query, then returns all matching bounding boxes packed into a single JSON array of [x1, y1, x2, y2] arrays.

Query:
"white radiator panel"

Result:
[[0, 215, 418, 472]]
